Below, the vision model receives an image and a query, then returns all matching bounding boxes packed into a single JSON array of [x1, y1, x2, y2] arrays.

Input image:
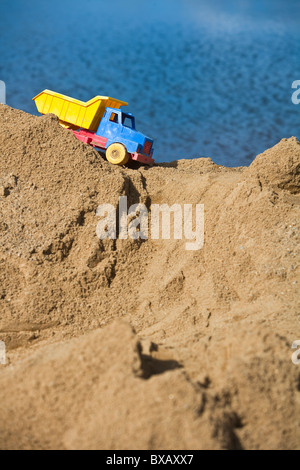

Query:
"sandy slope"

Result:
[[0, 104, 299, 450]]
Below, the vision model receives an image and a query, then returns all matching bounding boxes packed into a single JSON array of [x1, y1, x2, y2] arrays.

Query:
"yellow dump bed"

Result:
[[33, 90, 128, 132]]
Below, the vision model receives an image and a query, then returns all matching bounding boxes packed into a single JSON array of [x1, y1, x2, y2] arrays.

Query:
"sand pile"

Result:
[[0, 104, 299, 450]]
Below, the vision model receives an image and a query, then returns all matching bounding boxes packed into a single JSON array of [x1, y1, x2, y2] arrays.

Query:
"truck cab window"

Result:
[[122, 114, 135, 129], [110, 113, 119, 123]]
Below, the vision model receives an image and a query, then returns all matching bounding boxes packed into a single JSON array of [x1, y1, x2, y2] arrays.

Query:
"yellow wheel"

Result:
[[106, 143, 129, 166]]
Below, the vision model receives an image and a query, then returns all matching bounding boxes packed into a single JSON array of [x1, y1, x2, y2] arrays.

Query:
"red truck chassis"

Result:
[[71, 129, 154, 165]]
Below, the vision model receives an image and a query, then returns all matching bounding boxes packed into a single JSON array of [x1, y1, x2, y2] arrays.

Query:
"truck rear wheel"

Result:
[[106, 143, 129, 166]]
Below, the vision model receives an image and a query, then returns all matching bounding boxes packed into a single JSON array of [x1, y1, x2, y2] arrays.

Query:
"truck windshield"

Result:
[[122, 114, 135, 129]]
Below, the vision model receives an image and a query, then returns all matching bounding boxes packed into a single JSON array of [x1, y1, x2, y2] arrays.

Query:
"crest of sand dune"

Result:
[[0, 104, 299, 449]]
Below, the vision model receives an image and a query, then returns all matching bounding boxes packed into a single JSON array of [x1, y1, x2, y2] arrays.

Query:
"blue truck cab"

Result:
[[97, 107, 154, 164]]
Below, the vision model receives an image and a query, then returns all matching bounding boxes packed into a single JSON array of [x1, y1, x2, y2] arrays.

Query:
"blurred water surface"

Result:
[[0, 0, 299, 165]]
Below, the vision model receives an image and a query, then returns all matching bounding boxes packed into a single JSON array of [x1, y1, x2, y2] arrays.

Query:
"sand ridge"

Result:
[[0, 104, 299, 449]]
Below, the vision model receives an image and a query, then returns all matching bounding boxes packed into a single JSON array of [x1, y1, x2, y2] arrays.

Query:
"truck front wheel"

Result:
[[106, 143, 129, 166]]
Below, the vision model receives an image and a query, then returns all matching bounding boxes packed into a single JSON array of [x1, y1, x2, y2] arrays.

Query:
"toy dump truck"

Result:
[[33, 90, 154, 166]]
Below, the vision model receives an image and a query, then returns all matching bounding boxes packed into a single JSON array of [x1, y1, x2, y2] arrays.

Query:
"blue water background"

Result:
[[0, 0, 299, 166]]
